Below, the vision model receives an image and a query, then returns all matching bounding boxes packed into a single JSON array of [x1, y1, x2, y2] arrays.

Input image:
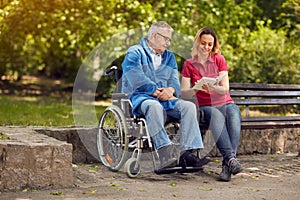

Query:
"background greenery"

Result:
[[1, 0, 299, 85], [0, 0, 299, 126]]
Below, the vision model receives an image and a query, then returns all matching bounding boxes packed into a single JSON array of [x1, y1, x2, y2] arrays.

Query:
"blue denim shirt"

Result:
[[122, 37, 180, 116]]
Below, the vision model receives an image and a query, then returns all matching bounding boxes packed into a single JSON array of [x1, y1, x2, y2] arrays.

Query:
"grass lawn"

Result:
[[0, 76, 109, 127], [0, 95, 107, 127]]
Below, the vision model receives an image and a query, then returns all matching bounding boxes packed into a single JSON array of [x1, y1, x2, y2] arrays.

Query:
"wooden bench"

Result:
[[199, 83, 300, 130], [230, 83, 300, 129]]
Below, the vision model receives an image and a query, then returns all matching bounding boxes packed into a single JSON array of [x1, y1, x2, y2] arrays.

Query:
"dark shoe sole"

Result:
[[218, 176, 231, 182], [178, 166, 203, 173], [154, 166, 203, 175]]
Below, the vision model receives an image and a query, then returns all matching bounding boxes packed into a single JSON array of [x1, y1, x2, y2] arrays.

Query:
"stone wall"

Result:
[[202, 128, 300, 157], [34, 126, 300, 163]]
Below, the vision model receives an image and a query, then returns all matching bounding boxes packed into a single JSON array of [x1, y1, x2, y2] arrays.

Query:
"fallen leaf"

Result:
[[110, 183, 121, 187], [88, 189, 97, 194], [89, 164, 99, 168], [89, 170, 97, 173], [114, 187, 126, 191], [198, 187, 213, 191], [72, 164, 78, 168], [170, 182, 177, 187], [50, 191, 62, 196]]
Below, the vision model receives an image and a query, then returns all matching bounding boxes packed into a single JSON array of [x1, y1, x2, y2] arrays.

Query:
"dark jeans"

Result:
[[199, 103, 241, 164]]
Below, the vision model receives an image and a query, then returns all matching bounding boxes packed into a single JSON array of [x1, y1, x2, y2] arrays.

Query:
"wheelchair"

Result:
[[97, 66, 203, 178]]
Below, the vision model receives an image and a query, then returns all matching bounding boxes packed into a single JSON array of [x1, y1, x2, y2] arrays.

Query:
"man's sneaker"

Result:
[[219, 164, 231, 182], [228, 158, 243, 175], [157, 145, 177, 169], [179, 150, 210, 168]]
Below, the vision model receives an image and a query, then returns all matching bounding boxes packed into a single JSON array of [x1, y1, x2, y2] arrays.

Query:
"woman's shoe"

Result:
[[219, 164, 231, 181], [228, 158, 243, 175]]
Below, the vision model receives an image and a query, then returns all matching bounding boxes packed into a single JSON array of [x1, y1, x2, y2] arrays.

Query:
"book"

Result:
[[192, 74, 226, 91]]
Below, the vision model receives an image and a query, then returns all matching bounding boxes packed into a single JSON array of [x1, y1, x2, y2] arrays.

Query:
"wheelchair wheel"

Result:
[[97, 105, 129, 171], [124, 157, 141, 178]]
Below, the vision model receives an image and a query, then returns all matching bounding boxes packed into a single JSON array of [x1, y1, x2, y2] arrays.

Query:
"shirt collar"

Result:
[[148, 45, 162, 56], [190, 55, 214, 64], [144, 38, 163, 56]]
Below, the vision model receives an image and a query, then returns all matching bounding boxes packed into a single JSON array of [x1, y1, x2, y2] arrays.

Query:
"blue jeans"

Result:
[[199, 103, 241, 163], [139, 99, 204, 151]]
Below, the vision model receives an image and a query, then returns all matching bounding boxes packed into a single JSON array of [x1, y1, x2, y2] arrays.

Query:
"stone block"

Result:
[[0, 127, 73, 190], [34, 127, 99, 163]]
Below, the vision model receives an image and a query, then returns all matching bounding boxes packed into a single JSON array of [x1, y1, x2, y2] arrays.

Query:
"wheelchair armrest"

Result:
[[111, 93, 129, 100]]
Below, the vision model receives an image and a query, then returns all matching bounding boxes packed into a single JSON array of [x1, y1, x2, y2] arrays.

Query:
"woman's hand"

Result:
[[203, 83, 215, 91], [202, 83, 228, 94]]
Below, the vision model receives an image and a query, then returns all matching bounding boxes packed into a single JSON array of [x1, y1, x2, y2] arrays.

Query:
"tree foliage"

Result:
[[0, 0, 299, 88]]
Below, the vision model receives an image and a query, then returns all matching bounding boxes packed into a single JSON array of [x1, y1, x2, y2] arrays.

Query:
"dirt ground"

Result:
[[0, 153, 299, 200]]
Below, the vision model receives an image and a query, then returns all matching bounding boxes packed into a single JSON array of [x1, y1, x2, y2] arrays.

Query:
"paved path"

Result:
[[0, 153, 299, 200]]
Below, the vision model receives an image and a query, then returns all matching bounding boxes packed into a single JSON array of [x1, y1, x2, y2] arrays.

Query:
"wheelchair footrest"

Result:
[[154, 166, 203, 175]]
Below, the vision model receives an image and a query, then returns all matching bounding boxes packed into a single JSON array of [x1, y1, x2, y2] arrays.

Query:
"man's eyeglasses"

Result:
[[156, 32, 172, 43]]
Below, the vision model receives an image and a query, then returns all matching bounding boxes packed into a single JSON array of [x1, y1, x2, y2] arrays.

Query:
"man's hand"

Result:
[[153, 87, 176, 101]]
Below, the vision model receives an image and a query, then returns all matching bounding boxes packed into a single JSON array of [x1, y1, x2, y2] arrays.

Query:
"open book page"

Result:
[[192, 73, 226, 91]]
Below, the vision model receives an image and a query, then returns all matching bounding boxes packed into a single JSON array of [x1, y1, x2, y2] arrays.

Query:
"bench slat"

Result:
[[200, 120, 300, 130], [230, 91, 300, 97], [230, 83, 300, 91], [242, 116, 300, 122], [234, 99, 300, 105], [241, 120, 300, 129]]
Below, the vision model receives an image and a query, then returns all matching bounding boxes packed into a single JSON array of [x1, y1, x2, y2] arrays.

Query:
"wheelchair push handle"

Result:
[[105, 65, 123, 92], [105, 65, 118, 75]]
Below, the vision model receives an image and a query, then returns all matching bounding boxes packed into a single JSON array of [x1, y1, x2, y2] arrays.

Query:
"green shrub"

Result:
[[230, 21, 300, 84]]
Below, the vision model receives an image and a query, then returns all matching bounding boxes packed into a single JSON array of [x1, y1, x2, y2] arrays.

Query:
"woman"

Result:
[[181, 27, 243, 181]]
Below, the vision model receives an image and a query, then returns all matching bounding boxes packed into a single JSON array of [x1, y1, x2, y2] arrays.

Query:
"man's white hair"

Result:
[[147, 21, 174, 39]]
